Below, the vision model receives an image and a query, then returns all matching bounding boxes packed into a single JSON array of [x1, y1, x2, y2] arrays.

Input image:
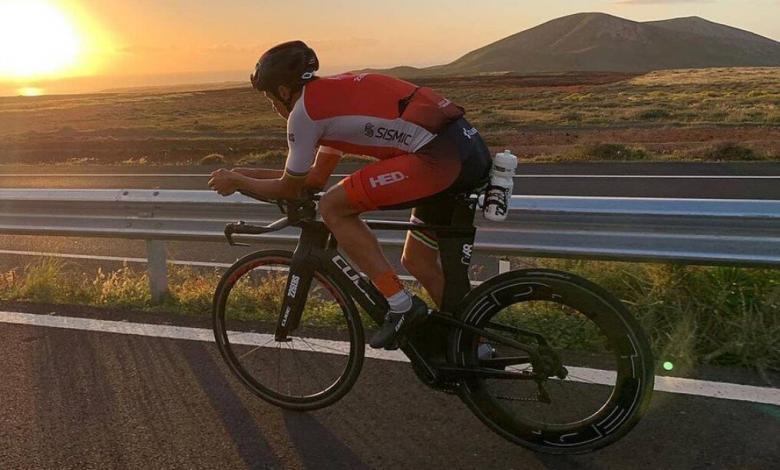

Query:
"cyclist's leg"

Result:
[[317, 187, 394, 281], [401, 201, 457, 308], [401, 233, 443, 307], [320, 153, 461, 348], [319, 152, 461, 291]]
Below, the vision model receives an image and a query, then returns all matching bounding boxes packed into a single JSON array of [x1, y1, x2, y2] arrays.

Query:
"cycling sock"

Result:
[[372, 270, 412, 312], [387, 289, 412, 313]]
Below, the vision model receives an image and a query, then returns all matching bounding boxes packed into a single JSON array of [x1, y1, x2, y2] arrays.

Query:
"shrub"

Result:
[[199, 153, 226, 165], [706, 142, 760, 161], [637, 108, 671, 120], [561, 111, 583, 122], [584, 143, 649, 161]]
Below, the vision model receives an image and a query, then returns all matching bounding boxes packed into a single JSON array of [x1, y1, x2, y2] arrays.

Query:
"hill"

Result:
[[362, 13, 780, 76]]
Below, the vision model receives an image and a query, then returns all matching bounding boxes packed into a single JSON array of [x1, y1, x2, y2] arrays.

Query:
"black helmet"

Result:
[[250, 40, 319, 105]]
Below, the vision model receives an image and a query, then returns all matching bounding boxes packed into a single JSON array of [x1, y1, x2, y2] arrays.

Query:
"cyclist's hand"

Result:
[[208, 168, 241, 196]]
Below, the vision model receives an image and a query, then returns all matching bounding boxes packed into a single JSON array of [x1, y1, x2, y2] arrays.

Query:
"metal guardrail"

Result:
[[1, 189, 778, 301]]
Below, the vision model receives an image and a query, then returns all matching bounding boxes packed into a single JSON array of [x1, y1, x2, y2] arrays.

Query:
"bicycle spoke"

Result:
[[298, 337, 332, 393], [283, 340, 294, 396], [298, 338, 348, 356], [289, 338, 306, 397], [237, 336, 276, 360]]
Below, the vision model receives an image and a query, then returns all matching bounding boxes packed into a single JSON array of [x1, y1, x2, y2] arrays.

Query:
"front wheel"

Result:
[[213, 250, 365, 411], [450, 269, 654, 454]]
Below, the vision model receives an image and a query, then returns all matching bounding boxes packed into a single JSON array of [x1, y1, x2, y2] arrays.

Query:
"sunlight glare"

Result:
[[0, 1, 82, 78], [18, 87, 44, 96]]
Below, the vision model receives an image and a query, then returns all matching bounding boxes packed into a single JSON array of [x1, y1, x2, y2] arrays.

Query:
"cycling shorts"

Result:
[[340, 118, 491, 213]]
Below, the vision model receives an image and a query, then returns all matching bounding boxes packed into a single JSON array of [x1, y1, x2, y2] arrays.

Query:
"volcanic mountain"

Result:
[[369, 13, 780, 76]]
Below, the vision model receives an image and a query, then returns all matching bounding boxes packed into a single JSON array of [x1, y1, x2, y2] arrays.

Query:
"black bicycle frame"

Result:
[[227, 194, 547, 381], [274, 193, 479, 340]]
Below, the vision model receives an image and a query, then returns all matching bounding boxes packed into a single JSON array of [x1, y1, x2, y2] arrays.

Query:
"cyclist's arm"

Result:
[[231, 171, 307, 200], [232, 168, 284, 179], [305, 146, 342, 190], [232, 146, 341, 190], [231, 99, 327, 199]]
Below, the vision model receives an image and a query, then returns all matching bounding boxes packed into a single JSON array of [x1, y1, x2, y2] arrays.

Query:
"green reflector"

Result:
[[663, 361, 674, 371]]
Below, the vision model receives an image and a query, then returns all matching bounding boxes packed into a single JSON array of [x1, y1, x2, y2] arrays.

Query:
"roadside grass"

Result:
[[1, 257, 777, 379], [509, 257, 780, 382]]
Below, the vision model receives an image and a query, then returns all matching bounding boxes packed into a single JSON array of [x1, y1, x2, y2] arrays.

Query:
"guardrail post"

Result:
[[498, 258, 511, 274], [146, 240, 169, 303]]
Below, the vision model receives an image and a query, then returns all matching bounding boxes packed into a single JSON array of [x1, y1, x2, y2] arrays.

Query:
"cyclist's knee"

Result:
[[320, 185, 359, 223]]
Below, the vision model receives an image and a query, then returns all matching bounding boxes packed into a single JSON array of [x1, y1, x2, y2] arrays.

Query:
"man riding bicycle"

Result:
[[208, 40, 492, 349]]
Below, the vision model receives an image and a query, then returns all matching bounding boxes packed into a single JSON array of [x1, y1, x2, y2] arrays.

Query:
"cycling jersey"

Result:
[[284, 73, 462, 177], [281, 73, 490, 223]]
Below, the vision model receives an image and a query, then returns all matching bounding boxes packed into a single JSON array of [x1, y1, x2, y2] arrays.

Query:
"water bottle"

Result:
[[482, 149, 518, 222]]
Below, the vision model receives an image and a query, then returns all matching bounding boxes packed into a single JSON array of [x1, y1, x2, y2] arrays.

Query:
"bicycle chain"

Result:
[[494, 394, 543, 402]]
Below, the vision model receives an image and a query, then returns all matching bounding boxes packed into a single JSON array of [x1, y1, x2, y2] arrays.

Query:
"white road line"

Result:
[[1, 173, 778, 179], [0, 310, 777, 406]]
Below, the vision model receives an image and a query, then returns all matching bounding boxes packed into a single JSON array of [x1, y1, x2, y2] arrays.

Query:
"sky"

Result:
[[0, 0, 778, 96]]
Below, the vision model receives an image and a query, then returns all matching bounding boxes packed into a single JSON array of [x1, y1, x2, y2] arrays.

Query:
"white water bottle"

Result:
[[482, 149, 518, 222]]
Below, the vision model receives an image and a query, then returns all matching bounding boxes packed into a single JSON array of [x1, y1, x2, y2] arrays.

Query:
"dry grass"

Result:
[[510, 257, 780, 382], [0, 68, 777, 164]]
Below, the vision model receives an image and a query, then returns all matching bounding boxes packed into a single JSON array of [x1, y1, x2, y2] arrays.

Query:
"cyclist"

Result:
[[208, 40, 492, 349]]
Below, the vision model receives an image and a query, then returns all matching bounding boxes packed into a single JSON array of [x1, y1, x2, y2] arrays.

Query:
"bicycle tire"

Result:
[[449, 268, 654, 454], [213, 250, 365, 411]]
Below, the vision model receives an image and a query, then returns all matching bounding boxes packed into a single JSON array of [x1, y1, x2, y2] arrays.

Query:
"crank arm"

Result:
[[429, 313, 541, 358], [479, 356, 531, 369]]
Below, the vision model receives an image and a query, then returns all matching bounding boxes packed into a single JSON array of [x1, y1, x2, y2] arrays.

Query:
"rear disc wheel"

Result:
[[451, 269, 654, 453]]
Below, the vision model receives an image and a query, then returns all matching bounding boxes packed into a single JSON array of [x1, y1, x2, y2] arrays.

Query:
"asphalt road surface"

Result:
[[1, 162, 779, 199], [0, 304, 777, 470]]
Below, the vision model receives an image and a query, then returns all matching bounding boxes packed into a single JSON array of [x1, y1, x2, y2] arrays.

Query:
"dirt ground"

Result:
[[1, 69, 777, 164]]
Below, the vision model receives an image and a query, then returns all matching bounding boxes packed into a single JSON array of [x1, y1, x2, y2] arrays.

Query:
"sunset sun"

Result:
[[0, 0, 83, 78]]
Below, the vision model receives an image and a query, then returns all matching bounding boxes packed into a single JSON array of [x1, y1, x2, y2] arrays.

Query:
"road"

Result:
[[0, 304, 777, 469], [0, 162, 778, 468], [1, 162, 779, 199]]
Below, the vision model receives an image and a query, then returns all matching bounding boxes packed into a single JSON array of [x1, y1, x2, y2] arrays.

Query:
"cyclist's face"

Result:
[[263, 91, 290, 120]]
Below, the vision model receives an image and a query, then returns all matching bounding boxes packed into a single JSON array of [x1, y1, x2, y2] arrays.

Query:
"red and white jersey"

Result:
[[284, 73, 438, 177]]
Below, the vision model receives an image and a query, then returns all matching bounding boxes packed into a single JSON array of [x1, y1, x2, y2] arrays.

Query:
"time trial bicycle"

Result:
[[212, 190, 654, 454]]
